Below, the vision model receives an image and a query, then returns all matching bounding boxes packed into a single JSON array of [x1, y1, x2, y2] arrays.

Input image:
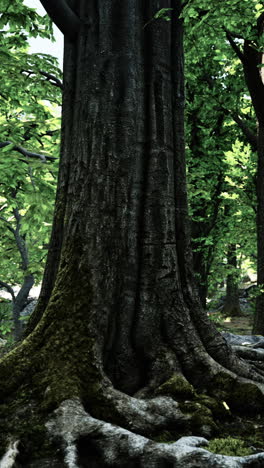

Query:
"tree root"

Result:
[[222, 332, 264, 374], [232, 346, 264, 361], [44, 398, 264, 468], [0, 440, 19, 468]]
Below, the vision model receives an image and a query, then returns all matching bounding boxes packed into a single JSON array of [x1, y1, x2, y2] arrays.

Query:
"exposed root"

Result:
[[222, 332, 264, 375], [0, 440, 19, 468], [46, 399, 264, 468], [222, 333, 264, 350], [232, 346, 264, 361], [90, 383, 192, 434]]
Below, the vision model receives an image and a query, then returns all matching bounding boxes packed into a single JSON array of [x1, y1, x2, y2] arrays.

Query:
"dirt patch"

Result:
[[208, 312, 253, 335]]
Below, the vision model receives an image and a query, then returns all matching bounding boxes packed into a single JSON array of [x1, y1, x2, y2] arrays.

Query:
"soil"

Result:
[[216, 314, 253, 335]]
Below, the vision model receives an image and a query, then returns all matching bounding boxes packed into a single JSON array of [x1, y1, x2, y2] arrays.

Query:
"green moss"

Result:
[[211, 372, 235, 396], [231, 382, 264, 413], [155, 373, 195, 399], [152, 431, 176, 443], [195, 394, 232, 419], [208, 436, 253, 456], [180, 401, 218, 436], [0, 391, 56, 463]]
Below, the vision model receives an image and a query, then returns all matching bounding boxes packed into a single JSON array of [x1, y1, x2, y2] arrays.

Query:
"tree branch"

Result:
[[0, 216, 16, 234], [39, 0, 81, 41], [0, 142, 57, 162], [0, 281, 16, 302], [22, 70, 63, 90], [12, 208, 29, 272], [39, 70, 63, 89], [224, 28, 245, 63], [231, 113, 258, 151], [181, 0, 191, 10]]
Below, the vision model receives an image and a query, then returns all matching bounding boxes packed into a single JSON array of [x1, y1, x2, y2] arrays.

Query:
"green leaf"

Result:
[[154, 8, 173, 20], [1, 143, 15, 153]]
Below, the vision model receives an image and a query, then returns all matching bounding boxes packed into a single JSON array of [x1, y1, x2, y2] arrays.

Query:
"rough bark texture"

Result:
[[1, 1, 264, 467]]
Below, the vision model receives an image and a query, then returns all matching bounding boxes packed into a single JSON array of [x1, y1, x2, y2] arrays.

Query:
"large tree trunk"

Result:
[[1, 1, 264, 466]]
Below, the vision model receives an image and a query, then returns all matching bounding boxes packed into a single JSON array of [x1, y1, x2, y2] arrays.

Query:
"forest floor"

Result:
[[209, 311, 253, 335], [207, 288, 255, 335]]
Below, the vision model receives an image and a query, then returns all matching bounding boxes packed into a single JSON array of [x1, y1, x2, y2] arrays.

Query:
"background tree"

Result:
[[225, 12, 264, 334], [0, 1, 61, 339], [184, 0, 260, 312]]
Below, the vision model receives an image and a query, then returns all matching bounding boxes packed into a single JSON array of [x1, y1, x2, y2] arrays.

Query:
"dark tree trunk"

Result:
[[226, 17, 264, 334], [192, 249, 208, 308], [254, 124, 264, 333], [222, 244, 242, 317], [241, 31, 264, 334], [12, 273, 34, 341], [1, 2, 264, 467]]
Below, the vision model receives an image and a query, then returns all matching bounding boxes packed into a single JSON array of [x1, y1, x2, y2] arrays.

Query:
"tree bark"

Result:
[[253, 124, 264, 333], [12, 273, 34, 341], [1, 1, 264, 466]]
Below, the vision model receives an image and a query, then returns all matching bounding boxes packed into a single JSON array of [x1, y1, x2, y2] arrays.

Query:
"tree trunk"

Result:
[[1, 1, 264, 467], [253, 124, 264, 333], [192, 249, 208, 308], [226, 17, 264, 334], [222, 244, 242, 317], [12, 273, 34, 341], [241, 29, 264, 334]]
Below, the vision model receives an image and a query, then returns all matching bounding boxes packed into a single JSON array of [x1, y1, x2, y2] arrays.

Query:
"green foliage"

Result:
[[154, 8, 173, 21], [0, 301, 12, 337], [207, 311, 223, 324], [0, 0, 61, 298], [184, 0, 258, 299], [144, 7, 173, 29], [208, 436, 253, 456]]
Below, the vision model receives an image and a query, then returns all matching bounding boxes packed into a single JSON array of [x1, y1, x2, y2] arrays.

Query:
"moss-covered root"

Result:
[[46, 398, 264, 468], [212, 372, 264, 413]]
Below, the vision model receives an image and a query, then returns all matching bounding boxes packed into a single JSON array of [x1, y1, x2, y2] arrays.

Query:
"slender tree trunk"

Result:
[[12, 273, 34, 341], [222, 244, 242, 317], [192, 250, 208, 308]]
